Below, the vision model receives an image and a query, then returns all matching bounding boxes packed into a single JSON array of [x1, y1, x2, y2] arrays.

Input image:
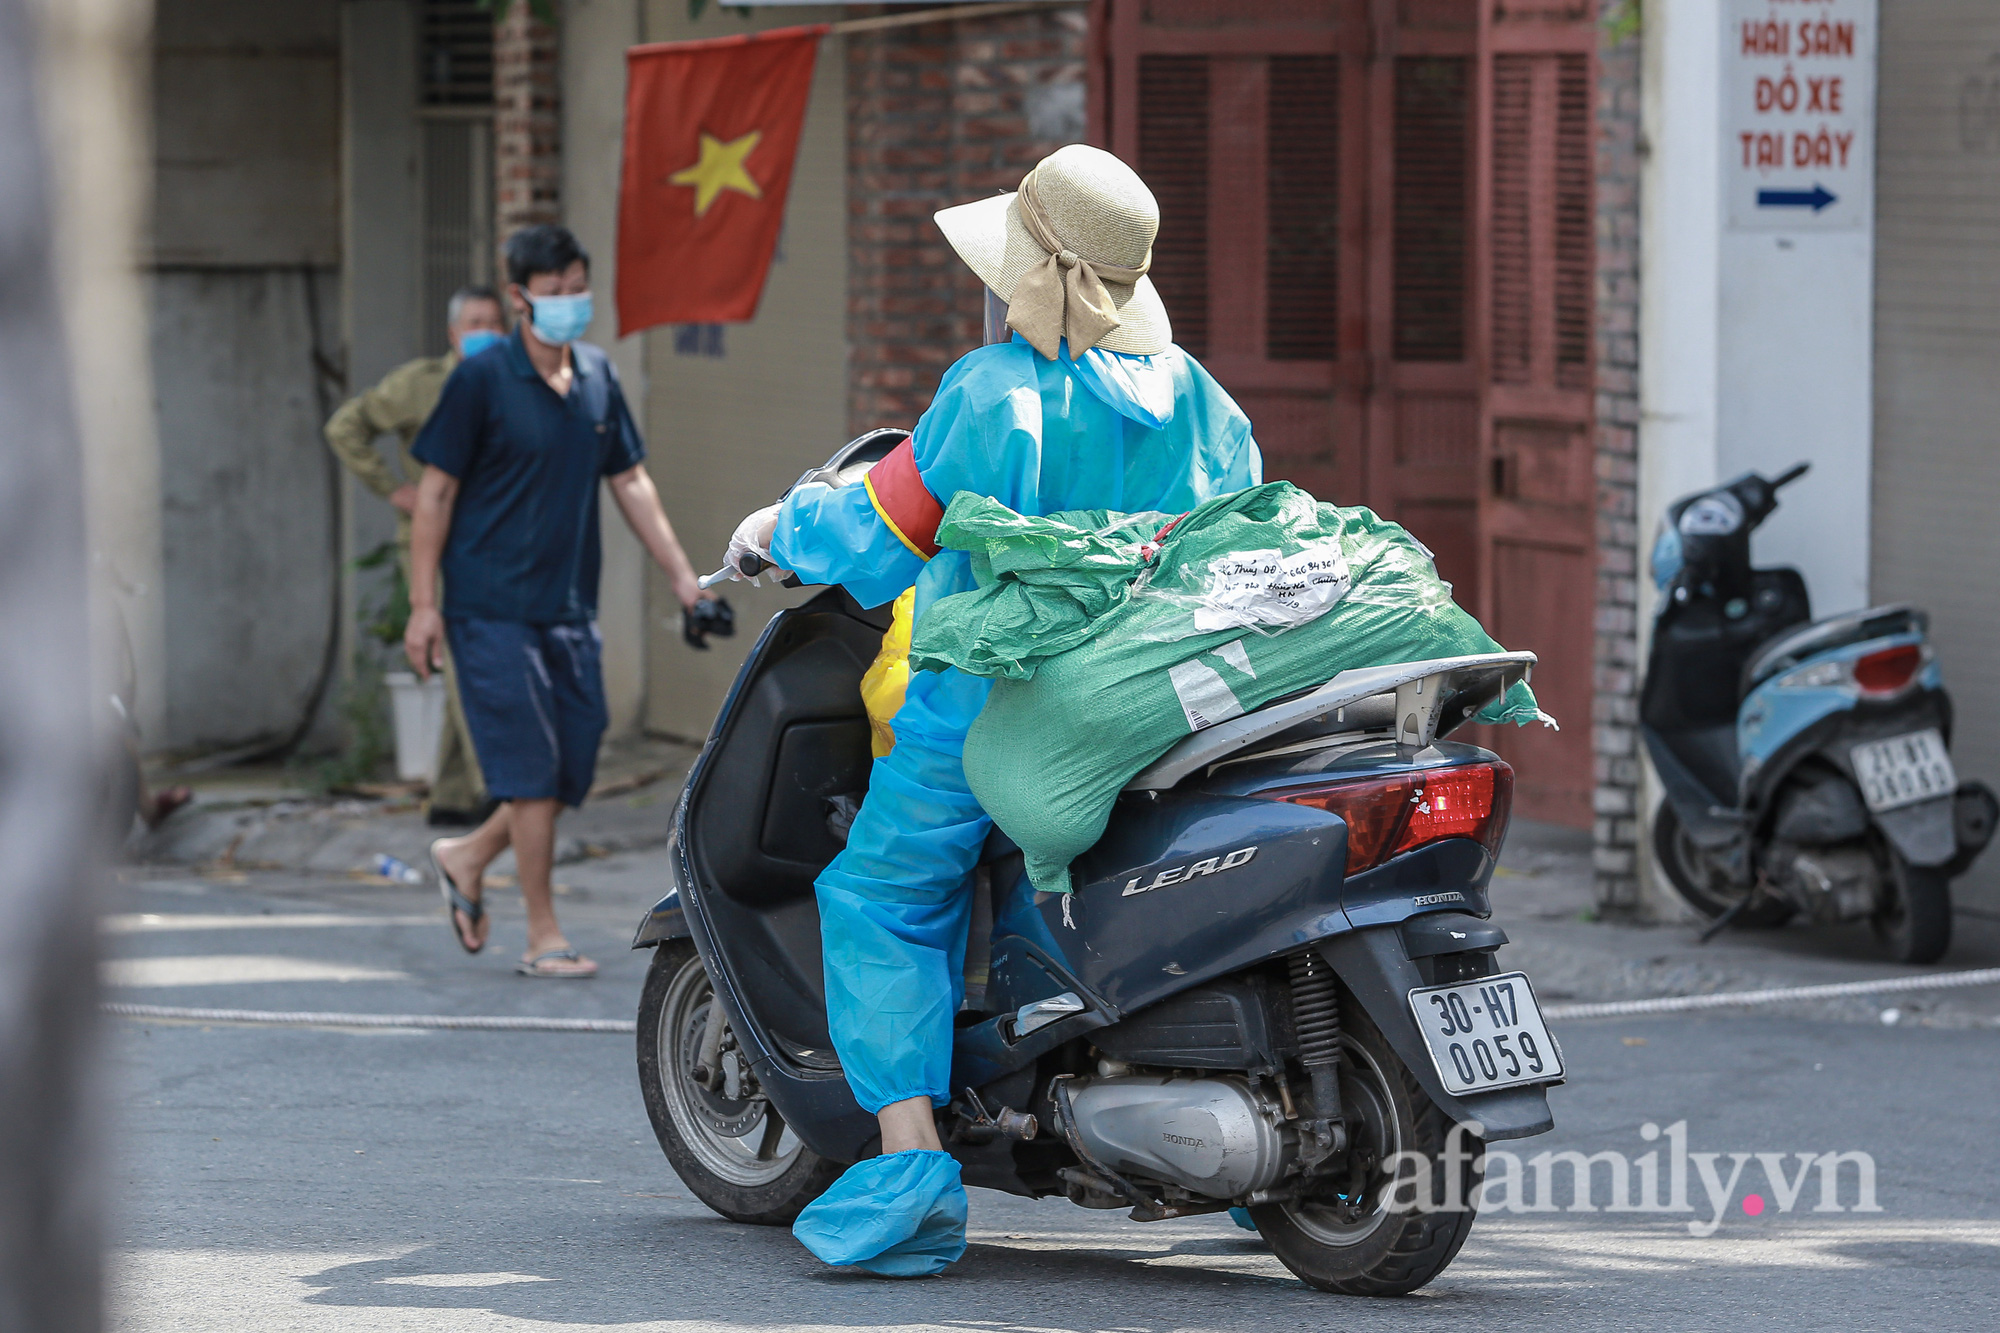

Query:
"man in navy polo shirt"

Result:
[[406, 225, 712, 977]]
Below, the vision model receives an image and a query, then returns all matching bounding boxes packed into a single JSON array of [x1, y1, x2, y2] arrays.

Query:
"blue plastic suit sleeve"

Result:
[[770, 481, 926, 611]]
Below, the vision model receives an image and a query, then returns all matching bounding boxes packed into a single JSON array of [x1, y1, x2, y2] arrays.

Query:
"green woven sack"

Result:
[[910, 482, 1551, 893]]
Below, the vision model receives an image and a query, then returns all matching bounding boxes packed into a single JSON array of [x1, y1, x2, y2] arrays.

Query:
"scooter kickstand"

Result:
[[1697, 893, 1752, 944]]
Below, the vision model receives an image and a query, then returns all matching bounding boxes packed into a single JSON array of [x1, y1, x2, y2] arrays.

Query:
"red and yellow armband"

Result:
[[862, 436, 944, 560]]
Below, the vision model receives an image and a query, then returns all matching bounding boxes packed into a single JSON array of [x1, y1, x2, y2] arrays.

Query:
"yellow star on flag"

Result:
[[669, 130, 764, 217]]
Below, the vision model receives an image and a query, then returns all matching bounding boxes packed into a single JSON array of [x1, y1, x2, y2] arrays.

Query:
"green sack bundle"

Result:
[[910, 482, 1552, 894]]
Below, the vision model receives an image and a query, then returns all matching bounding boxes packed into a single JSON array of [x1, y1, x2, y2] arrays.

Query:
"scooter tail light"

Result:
[[1402, 764, 1513, 858], [1853, 644, 1922, 697], [1275, 773, 1415, 872], [1268, 762, 1513, 874]]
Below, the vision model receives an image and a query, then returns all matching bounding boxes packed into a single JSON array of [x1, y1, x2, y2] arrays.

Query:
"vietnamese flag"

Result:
[[616, 25, 826, 334]]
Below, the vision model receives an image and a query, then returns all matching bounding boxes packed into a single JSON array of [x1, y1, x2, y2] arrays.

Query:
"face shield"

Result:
[[982, 287, 1011, 347]]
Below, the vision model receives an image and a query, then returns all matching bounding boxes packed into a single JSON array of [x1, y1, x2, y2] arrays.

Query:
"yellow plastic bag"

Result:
[[858, 588, 916, 758]]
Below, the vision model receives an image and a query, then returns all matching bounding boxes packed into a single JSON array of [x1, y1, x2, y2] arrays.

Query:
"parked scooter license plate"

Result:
[[1407, 972, 1564, 1096], [1851, 729, 1956, 813]]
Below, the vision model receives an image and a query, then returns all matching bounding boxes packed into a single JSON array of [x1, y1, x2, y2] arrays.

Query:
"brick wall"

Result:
[[494, 3, 561, 250], [1593, 2, 1645, 913], [846, 6, 1089, 434]]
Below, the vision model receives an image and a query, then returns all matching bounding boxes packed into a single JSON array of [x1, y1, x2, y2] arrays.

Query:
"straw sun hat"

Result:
[[934, 144, 1171, 358]]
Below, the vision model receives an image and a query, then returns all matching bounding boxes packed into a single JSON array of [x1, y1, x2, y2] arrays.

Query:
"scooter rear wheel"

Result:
[[1247, 996, 1482, 1296], [1874, 850, 1952, 965], [637, 940, 841, 1225], [1652, 801, 1794, 927]]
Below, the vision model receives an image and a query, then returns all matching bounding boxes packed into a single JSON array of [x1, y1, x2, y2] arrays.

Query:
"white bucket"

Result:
[[383, 671, 447, 782]]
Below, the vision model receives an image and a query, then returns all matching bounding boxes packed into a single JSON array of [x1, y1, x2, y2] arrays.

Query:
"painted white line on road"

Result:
[[103, 966, 2000, 1033], [102, 1003, 634, 1033], [377, 1273, 555, 1287], [102, 913, 437, 933], [1543, 966, 2000, 1020], [103, 956, 410, 987]]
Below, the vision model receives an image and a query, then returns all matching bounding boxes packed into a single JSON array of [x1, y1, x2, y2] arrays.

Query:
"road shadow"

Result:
[[292, 1213, 1513, 1328], [296, 1206, 1966, 1330]]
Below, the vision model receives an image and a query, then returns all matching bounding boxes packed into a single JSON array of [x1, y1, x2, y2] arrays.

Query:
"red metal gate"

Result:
[[1091, 0, 1597, 827]]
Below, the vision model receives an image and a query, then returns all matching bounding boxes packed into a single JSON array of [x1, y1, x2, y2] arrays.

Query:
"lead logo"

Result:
[[1122, 846, 1258, 896]]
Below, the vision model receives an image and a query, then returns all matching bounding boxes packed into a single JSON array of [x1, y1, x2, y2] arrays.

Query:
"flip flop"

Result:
[[430, 841, 485, 955], [516, 948, 597, 979]]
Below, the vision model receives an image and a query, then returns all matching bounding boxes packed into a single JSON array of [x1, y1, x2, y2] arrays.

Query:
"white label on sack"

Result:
[[1212, 639, 1255, 678], [1169, 660, 1246, 732], [1190, 541, 1352, 633]]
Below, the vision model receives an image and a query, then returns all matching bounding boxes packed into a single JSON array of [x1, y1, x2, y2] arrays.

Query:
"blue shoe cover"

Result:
[[793, 1150, 967, 1277], [1229, 1206, 1258, 1232]]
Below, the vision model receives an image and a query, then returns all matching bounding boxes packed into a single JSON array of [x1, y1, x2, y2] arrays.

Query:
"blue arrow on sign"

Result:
[[1757, 184, 1838, 212]]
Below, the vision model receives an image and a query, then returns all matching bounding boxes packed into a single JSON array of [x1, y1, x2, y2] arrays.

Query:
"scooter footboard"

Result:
[[1315, 925, 1555, 1142]]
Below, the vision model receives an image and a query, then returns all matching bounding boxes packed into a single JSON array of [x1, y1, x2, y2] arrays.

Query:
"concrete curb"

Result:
[[135, 761, 690, 876]]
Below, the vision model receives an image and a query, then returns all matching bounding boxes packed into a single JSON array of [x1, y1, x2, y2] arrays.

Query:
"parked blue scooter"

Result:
[[1641, 463, 1995, 962]]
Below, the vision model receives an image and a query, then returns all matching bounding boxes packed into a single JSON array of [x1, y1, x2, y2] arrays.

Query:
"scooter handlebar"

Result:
[[696, 550, 776, 590]]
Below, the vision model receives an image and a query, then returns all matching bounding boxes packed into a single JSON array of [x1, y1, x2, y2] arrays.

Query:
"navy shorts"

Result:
[[446, 618, 608, 807]]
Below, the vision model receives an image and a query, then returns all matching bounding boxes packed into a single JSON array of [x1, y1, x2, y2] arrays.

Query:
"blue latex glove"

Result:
[[793, 1151, 968, 1277], [1229, 1206, 1258, 1232]]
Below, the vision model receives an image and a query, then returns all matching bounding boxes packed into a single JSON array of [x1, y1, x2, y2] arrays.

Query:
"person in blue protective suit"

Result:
[[720, 144, 1263, 1277]]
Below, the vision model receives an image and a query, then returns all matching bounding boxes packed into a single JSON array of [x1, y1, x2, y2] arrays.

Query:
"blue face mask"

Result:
[[457, 329, 504, 359], [526, 291, 593, 346]]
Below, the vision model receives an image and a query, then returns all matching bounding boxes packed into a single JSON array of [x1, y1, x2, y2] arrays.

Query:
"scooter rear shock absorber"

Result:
[[1288, 949, 1346, 1154]]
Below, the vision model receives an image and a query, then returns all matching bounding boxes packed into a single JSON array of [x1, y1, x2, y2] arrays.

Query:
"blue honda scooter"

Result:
[[629, 431, 1563, 1295], [1641, 463, 1995, 962]]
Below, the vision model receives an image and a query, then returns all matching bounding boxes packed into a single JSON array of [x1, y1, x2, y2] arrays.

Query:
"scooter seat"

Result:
[[1741, 604, 1925, 693]]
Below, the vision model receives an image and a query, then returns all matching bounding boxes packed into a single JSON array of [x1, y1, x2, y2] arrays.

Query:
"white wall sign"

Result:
[[1725, 0, 1876, 231], [1711, 0, 1878, 619]]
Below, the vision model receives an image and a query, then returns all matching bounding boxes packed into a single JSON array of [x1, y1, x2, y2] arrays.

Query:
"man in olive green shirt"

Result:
[[324, 287, 506, 821]]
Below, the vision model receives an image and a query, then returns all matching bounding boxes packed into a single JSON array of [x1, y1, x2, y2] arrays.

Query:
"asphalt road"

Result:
[[106, 860, 2000, 1331]]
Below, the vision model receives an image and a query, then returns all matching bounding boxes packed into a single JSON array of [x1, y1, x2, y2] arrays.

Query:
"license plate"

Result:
[[1851, 729, 1956, 813], [1407, 972, 1563, 1096]]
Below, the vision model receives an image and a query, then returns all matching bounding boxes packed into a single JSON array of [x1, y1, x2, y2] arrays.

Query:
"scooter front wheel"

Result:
[[1652, 801, 1793, 927], [637, 940, 841, 1224]]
